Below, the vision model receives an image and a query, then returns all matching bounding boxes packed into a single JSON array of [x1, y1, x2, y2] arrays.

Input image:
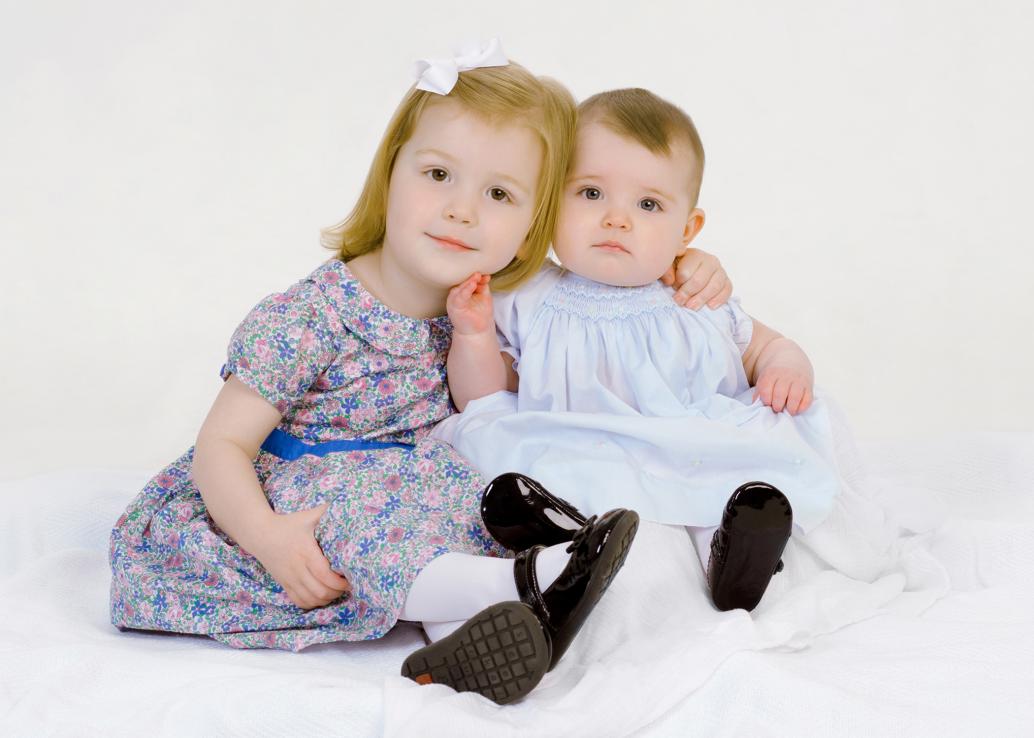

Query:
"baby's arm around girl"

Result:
[[192, 374, 351, 609]]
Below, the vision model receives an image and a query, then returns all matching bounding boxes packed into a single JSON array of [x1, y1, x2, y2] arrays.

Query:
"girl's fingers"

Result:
[[688, 271, 727, 310], [308, 550, 351, 592], [706, 277, 733, 309]]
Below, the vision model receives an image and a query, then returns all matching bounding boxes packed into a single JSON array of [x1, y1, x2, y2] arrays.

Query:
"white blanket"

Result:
[[2, 427, 1033, 736]]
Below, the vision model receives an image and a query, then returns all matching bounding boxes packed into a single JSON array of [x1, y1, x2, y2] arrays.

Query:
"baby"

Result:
[[437, 88, 841, 612]]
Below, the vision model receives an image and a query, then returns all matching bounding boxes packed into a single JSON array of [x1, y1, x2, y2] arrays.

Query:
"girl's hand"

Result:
[[753, 360, 814, 415], [249, 504, 351, 610], [661, 248, 732, 309], [446, 273, 494, 336]]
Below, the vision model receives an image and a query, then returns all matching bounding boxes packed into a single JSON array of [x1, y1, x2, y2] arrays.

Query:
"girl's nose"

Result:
[[443, 199, 476, 226]]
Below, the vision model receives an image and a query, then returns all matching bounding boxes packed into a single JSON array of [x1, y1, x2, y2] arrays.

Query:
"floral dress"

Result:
[[109, 259, 506, 651]]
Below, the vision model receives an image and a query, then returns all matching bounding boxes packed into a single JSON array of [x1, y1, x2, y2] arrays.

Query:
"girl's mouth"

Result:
[[428, 234, 475, 251]]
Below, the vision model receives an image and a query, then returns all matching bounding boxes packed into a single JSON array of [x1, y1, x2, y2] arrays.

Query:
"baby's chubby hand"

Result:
[[446, 273, 494, 336], [753, 359, 814, 416]]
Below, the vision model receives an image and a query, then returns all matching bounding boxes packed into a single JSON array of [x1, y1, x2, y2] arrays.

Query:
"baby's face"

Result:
[[554, 122, 701, 287]]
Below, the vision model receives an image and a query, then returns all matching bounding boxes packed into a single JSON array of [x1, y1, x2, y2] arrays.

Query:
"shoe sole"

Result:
[[711, 483, 792, 612], [401, 601, 550, 705]]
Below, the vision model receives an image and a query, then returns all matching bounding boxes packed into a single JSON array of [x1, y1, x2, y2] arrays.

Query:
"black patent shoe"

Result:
[[401, 601, 551, 704], [514, 508, 639, 670], [482, 472, 589, 552], [707, 482, 793, 612]]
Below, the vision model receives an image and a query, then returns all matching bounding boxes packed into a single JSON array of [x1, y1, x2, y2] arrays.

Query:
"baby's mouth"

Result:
[[593, 240, 630, 254]]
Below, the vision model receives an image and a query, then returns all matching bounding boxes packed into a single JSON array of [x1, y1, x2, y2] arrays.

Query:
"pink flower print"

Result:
[[360, 294, 374, 310], [347, 451, 365, 463], [420, 351, 437, 368], [165, 553, 185, 569], [364, 504, 382, 516], [416, 459, 435, 475], [125, 601, 135, 619], [255, 338, 272, 363], [415, 378, 436, 392], [156, 473, 175, 489], [429, 535, 445, 546], [341, 360, 360, 376], [272, 293, 290, 303], [411, 400, 429, 415], [324, 270, 339, 284], [385, 474, 402, 492], [387, 552, 401, 565], [371, 357, 389, 372], [204, 572, 220, 588], [331, 415, 349, 429], [422, 487, 442, 507], [299, 329, 316, 352], [235, 590, 252, 608], [377, 323, 393, 338], [378, 379, 396, 395], [318, 474, 338, 491], [315, 608, 336, 625]]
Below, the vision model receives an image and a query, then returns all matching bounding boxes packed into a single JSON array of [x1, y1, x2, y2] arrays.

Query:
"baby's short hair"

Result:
[[578, 88, 705, 206]]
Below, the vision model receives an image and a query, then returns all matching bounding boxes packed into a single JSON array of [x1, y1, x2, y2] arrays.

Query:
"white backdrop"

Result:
[[1, 0, 1032, 480]]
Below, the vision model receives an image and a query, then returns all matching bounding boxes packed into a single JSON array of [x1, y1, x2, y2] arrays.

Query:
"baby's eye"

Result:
[[426, 168, 450, 182], [639, 198, 661, 212], [488, 187, 512, 202], [579, 187, 602, 201]]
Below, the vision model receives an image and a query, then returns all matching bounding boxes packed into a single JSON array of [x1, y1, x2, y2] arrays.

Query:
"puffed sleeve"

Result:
[[219, 280, 340, 415], [492, 262, 564, 368], [701, 296, 754, 355]]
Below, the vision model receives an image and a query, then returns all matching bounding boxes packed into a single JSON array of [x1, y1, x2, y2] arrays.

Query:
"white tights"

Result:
[[686, 525, 718, 572], [400, 543, 572, 642]]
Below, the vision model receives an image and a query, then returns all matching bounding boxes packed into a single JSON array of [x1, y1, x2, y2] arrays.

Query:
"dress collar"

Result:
[[310, 259, 452, 356]]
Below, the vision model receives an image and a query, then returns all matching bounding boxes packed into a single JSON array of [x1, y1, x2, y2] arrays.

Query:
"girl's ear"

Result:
[[682, 208, 706, 246]]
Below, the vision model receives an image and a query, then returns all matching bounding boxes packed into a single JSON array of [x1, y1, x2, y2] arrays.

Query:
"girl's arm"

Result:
[[445, 273, 516, 412], [192, 374, 351, 609], [740, 319, 815, 415]]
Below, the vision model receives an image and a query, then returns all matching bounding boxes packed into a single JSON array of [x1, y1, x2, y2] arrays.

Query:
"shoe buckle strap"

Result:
[[513, 546, 551, 623]]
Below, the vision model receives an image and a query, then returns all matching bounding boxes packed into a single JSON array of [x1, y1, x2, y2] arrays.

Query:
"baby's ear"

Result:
[[682, 208, 706, 245]]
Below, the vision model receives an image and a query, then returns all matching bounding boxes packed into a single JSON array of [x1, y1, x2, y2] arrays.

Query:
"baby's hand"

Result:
[[446, 273, 494, 336], [250, 504, 351, 610], [753, 360, 814, 416], [661, 248, 732, 310]]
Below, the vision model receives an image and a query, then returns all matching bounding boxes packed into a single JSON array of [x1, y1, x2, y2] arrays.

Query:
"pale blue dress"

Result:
[[432, 263, 841, 532]]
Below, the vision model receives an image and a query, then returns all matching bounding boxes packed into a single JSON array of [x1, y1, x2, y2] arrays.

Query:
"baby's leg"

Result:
[[686, 525, 718, 572]]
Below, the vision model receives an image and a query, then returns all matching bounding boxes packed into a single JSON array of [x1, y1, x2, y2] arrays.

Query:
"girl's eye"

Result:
[[639, 198, 661, 212], [488, 187, 511, 202], [426, 168, 449, 182], [579, 187, 602, 201]]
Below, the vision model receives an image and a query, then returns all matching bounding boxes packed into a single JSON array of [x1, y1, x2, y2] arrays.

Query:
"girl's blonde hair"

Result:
[[322, 62, 576, 291]]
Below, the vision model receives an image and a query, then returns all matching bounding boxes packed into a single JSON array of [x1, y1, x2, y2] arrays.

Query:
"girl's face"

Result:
[[554, 122, 703, 287], [383, 98, 543, 290]]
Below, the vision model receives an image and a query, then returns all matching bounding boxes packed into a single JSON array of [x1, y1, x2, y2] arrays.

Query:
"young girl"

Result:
[[435, 88, 842, 613], [108, 46, 655, 705]]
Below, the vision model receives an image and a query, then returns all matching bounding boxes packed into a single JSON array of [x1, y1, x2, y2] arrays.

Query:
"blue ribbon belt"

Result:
[[260, 427, 414, 461]]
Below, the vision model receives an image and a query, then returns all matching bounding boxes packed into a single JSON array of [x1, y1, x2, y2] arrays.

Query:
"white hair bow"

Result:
[[412, 38, 509, 95]]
